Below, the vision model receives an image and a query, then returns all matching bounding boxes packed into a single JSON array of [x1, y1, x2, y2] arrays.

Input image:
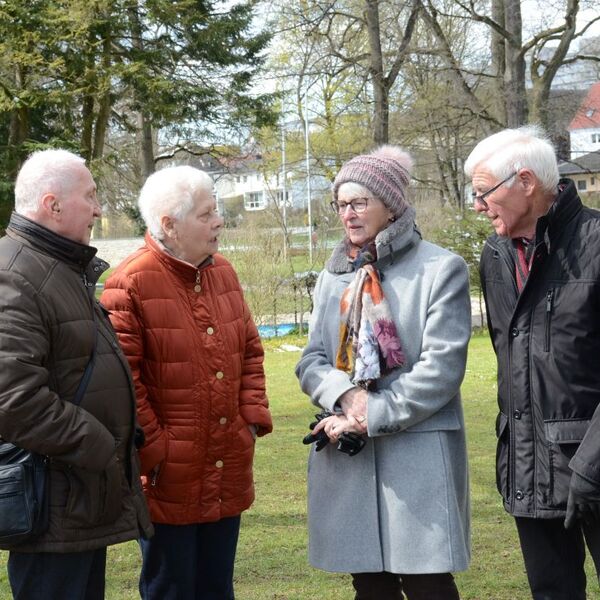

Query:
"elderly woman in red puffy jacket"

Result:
[[101, 165, 273, 600]]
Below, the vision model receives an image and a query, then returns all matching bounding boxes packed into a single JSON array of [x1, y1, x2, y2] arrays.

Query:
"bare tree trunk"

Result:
[[504, 0, 528, 126], [92, 35, 112, 161], [128, 1, 155, 180], [365, 0, 389, 144], [138, 112, 155, 179], [491, 0, 507, 125], [80, 95, 95, 163], [7, 66, 29, 178]]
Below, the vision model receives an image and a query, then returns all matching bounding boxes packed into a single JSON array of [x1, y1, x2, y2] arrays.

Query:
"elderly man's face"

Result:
[[472, 168, 532, 238], [55, 164, 101, 245], [172, 189, 224, 266]]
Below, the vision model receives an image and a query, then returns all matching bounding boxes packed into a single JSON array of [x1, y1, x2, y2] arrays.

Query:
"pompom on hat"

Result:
[[332, 145, 414, 217]]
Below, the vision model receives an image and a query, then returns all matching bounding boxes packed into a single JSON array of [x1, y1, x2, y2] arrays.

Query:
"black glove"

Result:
[[565, 472, 600, 529], [302, 410, 366, 456], [336, 432, 366, 456], [302, 411, 332, 452]]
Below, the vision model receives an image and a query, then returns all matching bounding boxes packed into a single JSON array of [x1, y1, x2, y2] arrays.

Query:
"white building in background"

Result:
[[568, 82, 600, 158], [211, 154, 284, 212]]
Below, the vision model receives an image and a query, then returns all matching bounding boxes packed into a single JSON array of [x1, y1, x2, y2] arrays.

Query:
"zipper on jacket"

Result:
[[544, 289, 554, 352]]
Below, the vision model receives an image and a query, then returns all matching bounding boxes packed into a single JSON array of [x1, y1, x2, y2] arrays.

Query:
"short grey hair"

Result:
[[14, 149, 86, 215], [464, 125, 559, 195], [138, 166, 215, 240]]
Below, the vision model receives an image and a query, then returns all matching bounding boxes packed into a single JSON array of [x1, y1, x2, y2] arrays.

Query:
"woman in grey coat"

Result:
[[295, 146, 471, 600]]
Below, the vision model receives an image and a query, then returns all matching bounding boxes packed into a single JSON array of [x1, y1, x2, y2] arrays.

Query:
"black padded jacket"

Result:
[[480, 179, 600, 518]]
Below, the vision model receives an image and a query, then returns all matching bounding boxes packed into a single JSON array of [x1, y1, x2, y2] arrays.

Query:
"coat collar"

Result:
[[7, 212, 107, 282], [533, 178, 581, 255], [145, 232, 214, 279], [326, 206, 421, 274]]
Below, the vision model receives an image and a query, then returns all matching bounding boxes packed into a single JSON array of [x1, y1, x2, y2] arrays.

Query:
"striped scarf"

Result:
[[335, 241, 405, 388]]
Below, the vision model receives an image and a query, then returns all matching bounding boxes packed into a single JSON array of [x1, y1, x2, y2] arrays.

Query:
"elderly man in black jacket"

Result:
[[465, 125, 600, 600], [0, 149, 152, 599]]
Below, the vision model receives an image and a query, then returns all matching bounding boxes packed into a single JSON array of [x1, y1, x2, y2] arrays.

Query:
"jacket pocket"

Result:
[[496, 412, 510, 500], [544, 419, 589, 508], [404, 409, 460, 432], [64, 456, 123, 526]]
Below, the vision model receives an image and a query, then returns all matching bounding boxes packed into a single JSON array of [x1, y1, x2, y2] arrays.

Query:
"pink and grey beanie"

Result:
[[332, 145, 414, 217]]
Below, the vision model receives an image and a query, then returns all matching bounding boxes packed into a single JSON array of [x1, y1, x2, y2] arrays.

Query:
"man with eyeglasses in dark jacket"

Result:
[[466, 125, 600, 600]]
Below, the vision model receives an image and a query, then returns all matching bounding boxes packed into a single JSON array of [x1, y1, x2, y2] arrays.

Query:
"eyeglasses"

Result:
[[330, 197, 370, 215], [472, 171, 517, 210]]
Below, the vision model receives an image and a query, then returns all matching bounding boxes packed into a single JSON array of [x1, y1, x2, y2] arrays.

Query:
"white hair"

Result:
[[138, 166, 215, 239], [464, 125, 559, 194], [337, 182, 374, 198], [14, 149, 86, 215]]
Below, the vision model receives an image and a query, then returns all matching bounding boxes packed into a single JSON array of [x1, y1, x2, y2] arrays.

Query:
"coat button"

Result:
[[219, 417, 227, 425], [215, 460, 223, 468], [511, 328, 519, 337], [216, 371, 224, 380], [513, 410, 522, 420], [515, 490, 525, 500], [207, 327, 214, 335]]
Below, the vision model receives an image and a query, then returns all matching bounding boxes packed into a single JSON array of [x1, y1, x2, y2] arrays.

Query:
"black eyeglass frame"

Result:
[[329, 197, 370, 215], [472, 171, 518, 210]]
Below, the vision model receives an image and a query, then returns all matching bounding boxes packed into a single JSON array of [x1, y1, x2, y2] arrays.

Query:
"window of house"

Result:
[[577, 180, 587, 191], [592, 133, 600, 143], [243, 176, 248, 183], [276, 190, 289, 205], [245, 191, 265, 210], [592, 177, 596, 186], [236, 176, 240, 183]]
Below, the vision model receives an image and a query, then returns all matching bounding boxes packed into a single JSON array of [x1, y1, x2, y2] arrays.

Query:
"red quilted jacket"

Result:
[[100, 234, 272, 524]]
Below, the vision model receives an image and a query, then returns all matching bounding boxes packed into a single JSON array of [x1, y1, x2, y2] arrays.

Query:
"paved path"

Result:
[[93, 237, 144, 268]]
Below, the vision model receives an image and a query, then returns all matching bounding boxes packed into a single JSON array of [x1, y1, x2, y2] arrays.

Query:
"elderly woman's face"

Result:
[[337, 183, 394, 247], [168, 188, 224, 266]]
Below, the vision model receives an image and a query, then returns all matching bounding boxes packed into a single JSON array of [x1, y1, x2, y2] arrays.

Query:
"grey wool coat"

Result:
[[295, 208, 471, 574]]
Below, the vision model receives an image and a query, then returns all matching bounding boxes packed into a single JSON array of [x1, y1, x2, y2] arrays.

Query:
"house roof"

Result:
[[569, 82, 600, 130], [558, 151, 600, 175]]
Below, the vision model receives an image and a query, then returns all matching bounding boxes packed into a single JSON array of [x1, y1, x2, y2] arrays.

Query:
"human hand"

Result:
[[565, 473, 600, 529], [338, 388, 368, 433], [302, 410, 366, 456], [313, 414, 350, 442]]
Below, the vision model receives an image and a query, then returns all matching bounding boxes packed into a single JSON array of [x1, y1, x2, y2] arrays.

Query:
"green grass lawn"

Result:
[[1, 333, 599, 599]]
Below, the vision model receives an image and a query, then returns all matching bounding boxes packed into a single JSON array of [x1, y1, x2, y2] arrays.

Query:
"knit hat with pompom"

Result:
[[332, 145, 413, 217]]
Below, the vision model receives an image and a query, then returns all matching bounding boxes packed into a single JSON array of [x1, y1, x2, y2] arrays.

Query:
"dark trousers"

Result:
[[351, 571, 460, 600], [515, 516, 600, 600], [7, 547, 107, 600], [139, 516, 241, 600]]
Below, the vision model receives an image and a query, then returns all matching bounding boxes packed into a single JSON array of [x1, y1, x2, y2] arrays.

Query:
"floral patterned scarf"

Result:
[[335, 240, 405, 388]]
